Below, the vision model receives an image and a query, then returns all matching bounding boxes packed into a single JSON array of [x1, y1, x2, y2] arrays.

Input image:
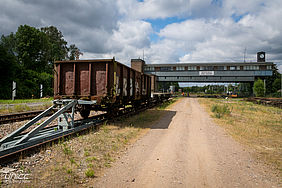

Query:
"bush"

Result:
[[211, 104, 231, 118], [254, 79, 265, 97]]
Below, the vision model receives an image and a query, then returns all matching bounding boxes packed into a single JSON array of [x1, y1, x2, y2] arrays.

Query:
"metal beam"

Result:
[[14, 100, 77, 145], [0, 105, 55, 145]]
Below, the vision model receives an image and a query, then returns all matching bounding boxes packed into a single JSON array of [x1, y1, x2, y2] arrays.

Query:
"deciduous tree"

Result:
[[254, 79, 265, 97]]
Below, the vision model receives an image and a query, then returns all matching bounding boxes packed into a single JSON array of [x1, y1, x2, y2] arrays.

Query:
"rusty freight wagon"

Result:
[[54, 58, 152, 118]]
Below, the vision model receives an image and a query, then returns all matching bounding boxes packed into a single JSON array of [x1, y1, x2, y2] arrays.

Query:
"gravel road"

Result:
[[94, 98, 279, 187]]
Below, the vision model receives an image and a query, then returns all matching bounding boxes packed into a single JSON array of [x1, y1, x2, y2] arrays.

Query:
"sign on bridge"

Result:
[[199, 71, 214, 76]]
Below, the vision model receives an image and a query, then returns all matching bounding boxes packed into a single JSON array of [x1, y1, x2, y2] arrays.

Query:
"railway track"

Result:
[[0, 110, 47, 125], [246, 97, 282, 108], [0, 98, 166, 160]]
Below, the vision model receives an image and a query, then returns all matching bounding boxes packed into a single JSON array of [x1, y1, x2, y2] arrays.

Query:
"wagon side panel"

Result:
[[76, 62, 90, 96], [135, 71, 141, 100], [61, 63, 75, 96], [54, 64, 59, 97], [92, 62, 107, 97]]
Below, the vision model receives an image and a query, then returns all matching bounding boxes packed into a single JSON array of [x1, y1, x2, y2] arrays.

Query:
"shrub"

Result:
[[211, 104, 231, 118], [254, 79, 265, 97]]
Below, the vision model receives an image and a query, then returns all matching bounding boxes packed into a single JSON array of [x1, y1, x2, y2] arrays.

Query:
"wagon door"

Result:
[[62, 63, 74, 96], [95, 63, 107, 96], [77, 63, 90, 96]]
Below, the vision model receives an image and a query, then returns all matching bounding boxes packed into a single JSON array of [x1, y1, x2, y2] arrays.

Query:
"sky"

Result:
[[0, 0, 282, 72]]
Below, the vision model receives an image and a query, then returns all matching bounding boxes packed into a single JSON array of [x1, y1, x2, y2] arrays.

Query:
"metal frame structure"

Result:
[[0, 99, 99, 158], [0, 95, 169, 159]]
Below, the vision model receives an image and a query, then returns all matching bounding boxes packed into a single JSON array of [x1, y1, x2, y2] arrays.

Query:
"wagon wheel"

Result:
[[79, 106, 91, 119], [107, 106, 119, 118]]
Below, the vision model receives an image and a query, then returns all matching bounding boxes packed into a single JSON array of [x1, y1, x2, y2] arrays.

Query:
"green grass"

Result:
[[211, 104, 232, 118], [0, 101, 52, 114], [200, 98, 282, 173], [158, 98, 177, 110], [62, 144, 72, 155], [25, 98, 178, 187], [0, 98, 53, 104], [85, 168, 95, 178]]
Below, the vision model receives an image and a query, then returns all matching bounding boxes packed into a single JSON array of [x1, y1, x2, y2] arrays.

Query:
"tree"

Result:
[[253, 79, 265, 97], [41, 26, 68, 60], [0, 33, 17, 56], [16, 25, 49, 72], [0, 45, 18, 99], [238, 83, 252, 97], [68, 44, 82, 60], [265, 65, 281, 95], [0, 24, 80, 99], [41, 26, 68, 72]]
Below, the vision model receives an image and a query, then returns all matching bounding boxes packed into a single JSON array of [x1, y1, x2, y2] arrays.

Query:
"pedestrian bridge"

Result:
[[144, 62, 273, 82], [131, 60, 274, 83]]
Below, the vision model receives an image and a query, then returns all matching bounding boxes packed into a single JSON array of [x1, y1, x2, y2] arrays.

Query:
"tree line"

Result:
[[0, 25, 81, 99]]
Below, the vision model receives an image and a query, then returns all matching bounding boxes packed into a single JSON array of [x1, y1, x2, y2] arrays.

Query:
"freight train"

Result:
[[0, 58, 171, 159], [54, 58, 154, 118]]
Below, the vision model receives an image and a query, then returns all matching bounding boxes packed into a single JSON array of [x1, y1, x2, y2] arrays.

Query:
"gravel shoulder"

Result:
[[93, 98, 280, 187]]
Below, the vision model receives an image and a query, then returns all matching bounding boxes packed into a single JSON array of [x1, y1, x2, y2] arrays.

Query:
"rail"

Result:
[[246, 97, 282, 108], [0, 97, 166, 159], [0, 110, 48, 125]]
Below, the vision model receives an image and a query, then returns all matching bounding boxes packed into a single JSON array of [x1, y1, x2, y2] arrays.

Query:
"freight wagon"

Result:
[[54, 58, 152, 118]]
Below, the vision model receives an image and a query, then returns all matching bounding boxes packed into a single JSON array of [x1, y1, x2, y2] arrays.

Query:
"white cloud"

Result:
[[108, 20, 153, 51], [0, 0, 120, 54], [81, 20, 153, 66], [118, 0, 190, 19], [147, 0, 282, 67], [0, 0, 282, 72]]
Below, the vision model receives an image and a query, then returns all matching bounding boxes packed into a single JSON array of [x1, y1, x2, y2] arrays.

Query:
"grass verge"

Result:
[[199, 98, 282, 173], [0, 100, 52, 114], [22, 99, 177, 187], [0, 98, 53, 104]]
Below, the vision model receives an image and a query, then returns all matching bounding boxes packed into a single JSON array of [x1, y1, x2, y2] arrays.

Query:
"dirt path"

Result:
[[93, 98, 280, 187]]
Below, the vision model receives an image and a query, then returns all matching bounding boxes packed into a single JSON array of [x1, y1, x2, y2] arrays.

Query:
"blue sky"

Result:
[[146, 17, 187, 42]]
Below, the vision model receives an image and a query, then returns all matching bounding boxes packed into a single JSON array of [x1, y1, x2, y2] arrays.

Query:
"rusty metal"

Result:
[[54, 58, 152, 111]]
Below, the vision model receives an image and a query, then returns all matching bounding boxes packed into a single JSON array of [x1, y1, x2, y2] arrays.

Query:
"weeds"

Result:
[[158, 99, 176, 110], [0, 98, 53, 104], [200, 98, 282, 172], [69, 157, 77, 166], [85, 169, 95, 178], [62, 144, 72, 155], [211, 104, 231, 118], [0, 102, 52, 114], [26, 98, 176, 187], [66, 168, 72, 174], [86, 156, 98, 162], [104, 153, 114, 162], [84, 150, 90, 157]]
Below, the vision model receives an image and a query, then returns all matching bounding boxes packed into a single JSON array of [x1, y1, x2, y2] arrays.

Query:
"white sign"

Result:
[[40, 84, 43, 98], [199, 71, 214, 76], [12, 81, 16, 100]]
